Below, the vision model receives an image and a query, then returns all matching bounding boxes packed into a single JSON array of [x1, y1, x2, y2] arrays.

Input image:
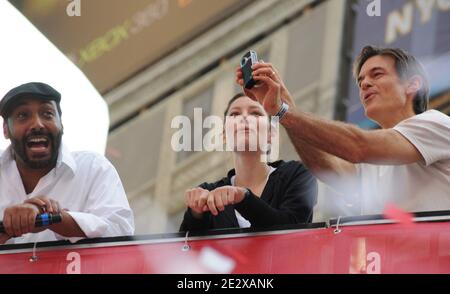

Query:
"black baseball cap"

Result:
[[0, 82, 61, 118]]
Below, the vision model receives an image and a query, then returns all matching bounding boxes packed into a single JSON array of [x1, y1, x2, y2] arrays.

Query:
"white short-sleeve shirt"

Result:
[[0, 143, 135, 244], [356, 110, 450, 214]]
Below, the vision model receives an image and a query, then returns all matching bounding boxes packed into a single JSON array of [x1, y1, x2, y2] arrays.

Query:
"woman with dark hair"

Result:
[[180, 93, 317, 231]]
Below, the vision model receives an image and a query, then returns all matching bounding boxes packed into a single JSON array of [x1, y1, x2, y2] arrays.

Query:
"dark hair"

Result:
[[353, 45, 429, 114], [223, 92, 247, 120]]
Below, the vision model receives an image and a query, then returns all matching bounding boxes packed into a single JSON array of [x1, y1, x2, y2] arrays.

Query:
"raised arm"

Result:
[[236, 63, 423, 167]]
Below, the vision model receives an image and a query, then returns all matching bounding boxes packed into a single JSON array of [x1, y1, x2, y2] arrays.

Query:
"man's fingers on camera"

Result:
[[254, 75, 279, 88], [235, 68, 245, 84], [235, 73, 244, 84], [253, 68, 277, 79], [251, 62, 266, 70], [253, 62, 280, 76]]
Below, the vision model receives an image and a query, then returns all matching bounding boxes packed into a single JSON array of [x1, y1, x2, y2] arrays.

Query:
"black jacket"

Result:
[[180, 160, 318, 231]]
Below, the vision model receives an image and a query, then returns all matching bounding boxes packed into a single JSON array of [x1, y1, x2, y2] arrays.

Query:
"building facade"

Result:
[[105, 0, 349, 234]]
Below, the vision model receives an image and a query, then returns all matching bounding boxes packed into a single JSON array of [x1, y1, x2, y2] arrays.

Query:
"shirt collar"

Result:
[[0, 146, 13, 167], [226, 160, 283, 180], [56, 142, 77, 175], [0, 141, 77, 175]]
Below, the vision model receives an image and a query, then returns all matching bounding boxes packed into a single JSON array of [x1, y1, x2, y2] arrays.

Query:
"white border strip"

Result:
[[330, 215, 450, 227]]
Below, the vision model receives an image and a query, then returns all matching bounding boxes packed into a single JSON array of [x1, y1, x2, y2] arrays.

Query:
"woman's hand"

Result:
[[184, 187, 210, 219], [185, 186, 248, 217], [206, 186, 248, 216]]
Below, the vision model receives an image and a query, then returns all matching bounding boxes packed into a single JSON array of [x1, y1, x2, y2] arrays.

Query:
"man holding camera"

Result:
[[0, 82, 134, 244], [236, 46, 450, 214]]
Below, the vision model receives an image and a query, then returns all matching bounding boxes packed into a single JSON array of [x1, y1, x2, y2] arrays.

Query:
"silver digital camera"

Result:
[[240, 50, 258, 89]]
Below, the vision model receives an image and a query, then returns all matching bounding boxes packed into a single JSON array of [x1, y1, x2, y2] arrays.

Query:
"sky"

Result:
[[0, 1, 108, 154]]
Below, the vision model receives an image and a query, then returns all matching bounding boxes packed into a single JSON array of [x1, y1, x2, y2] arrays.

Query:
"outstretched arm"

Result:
[[236, 63, 423, 168]]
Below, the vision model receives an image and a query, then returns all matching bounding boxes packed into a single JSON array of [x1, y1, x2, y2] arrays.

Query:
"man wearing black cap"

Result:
[[0, 82, 134, 244]]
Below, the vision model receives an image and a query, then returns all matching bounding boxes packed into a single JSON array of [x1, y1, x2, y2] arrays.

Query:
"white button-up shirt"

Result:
[[0, 143, 135, 244]]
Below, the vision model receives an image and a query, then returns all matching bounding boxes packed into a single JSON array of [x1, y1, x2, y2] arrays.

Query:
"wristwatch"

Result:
[[274, 102, 289, 121]]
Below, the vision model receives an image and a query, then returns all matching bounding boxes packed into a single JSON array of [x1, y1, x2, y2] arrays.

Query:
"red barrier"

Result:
[[0, 221, 449, 274]]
